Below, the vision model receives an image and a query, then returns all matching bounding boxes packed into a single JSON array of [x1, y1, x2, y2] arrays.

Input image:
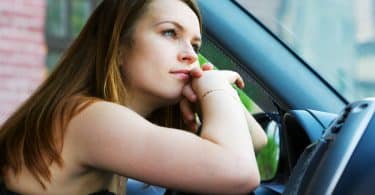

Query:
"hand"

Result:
[[180, 63, 214, 132], [180, 64, 245, 133], [191, 69, 245, 100]]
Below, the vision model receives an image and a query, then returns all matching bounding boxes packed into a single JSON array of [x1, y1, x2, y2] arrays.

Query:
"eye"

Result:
[[162, 29, 177, 38], [192, 44, 201, 53]]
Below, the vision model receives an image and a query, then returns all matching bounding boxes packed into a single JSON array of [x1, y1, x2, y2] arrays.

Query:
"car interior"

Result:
[[163, 0, 375, 194]]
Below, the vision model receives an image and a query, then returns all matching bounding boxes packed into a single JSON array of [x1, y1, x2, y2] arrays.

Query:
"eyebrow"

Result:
[[154, 20, 202, 43]]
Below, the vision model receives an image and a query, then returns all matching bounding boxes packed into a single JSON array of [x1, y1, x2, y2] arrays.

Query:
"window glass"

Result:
[[46, 0, 67, 37], [235, 0, 375, 102], [200, 36, 279, 181], [46, 0, 93, 71], [46, 50, 62, 71], [71, 0, 91, 36], [200, 37, 263, 113]]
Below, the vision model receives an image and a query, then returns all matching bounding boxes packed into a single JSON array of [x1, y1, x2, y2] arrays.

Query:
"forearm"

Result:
[[242, 106, 268, 151], [199, 89, 254, 157]]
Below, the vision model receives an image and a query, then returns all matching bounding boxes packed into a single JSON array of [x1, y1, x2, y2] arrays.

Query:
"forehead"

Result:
[[142, 0, 201, 34]]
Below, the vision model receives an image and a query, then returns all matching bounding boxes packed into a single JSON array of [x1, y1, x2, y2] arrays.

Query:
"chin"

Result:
[[151, 85, 184, 107], [157, 93, 183, 107], [166, 96, 183, 105]]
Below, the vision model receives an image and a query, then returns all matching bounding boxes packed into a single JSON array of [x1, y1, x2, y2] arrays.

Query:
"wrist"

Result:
[[199, 88, 240, 102], [201, 89, 226, 99]]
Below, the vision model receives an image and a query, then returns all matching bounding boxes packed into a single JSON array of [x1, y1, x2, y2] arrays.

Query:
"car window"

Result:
[[235, 0, 375, 102], [200, 36, 280, 181]]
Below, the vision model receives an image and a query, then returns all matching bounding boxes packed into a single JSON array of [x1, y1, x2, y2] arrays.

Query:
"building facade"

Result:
[[0, 0, 98, 124], [0, 0, 46, 124]]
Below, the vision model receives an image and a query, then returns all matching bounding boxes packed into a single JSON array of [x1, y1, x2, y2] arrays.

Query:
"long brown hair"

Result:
[[0, 0, 201, 188]]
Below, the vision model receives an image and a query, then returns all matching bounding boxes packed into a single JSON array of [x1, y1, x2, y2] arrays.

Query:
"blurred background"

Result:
[[236, 0, 375, 101], [0, 0, 99, 124]]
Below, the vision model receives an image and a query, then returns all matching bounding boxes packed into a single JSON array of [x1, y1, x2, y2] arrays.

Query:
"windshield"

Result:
[[235, 0, 375, 102]]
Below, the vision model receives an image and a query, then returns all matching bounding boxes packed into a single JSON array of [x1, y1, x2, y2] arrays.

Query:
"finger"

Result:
[[179, 98, 195, 123], [223, 70, 240, 84], [223, 71, 245, 88], [190, 66, 203, 78], [182, 84, 197, 102], [235, 76, 245, 89], [188, 116, 199, 133], [190, 123, 199, 133], [186, 119, 198, 133], [201, 63, 214, 71]]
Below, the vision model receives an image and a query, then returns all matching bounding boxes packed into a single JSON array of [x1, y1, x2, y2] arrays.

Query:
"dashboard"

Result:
[[283, 98, 375, 195]]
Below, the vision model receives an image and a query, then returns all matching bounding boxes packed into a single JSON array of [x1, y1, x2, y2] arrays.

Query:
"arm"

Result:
[[69, 71, 260, 194], [180, 65, 267, 151], [181, 89, 267, 151], [242, 106, 268, 151]]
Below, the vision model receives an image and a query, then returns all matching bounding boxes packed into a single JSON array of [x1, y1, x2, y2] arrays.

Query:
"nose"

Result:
[[177, 44, 198, 65]]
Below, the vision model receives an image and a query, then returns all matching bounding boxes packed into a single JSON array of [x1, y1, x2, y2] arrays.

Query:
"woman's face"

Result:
[[121, 0, 201, 110]]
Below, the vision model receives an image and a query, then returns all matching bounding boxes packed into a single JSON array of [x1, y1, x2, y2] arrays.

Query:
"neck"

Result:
[[125, 85, 181, 117], [126, 91, 163, 117], [127, 100, 155, 117]]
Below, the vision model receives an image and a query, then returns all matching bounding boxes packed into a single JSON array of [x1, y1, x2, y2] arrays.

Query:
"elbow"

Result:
[[236, 166, 261, 194], [247, 173, 261, 192], [227, 157, 261, 194]]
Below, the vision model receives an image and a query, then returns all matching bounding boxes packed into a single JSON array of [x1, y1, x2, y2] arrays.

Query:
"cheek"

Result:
[[125, 61, 165, 89], [122, 34, 183, 94], [144, 35, 177, 61]]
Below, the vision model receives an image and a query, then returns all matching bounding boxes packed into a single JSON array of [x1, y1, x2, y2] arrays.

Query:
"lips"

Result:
[[169, 69, 191, 80]]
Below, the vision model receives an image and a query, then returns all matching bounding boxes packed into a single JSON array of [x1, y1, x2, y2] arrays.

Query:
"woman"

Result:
[[0, 0, 267, 194]]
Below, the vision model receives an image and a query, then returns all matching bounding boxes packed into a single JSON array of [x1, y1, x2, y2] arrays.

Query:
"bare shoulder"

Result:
[[68, 101, 152, 135], [66, 100, 154, 150], [70, 101, 143, 126], [65, 100, 154, 166]]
